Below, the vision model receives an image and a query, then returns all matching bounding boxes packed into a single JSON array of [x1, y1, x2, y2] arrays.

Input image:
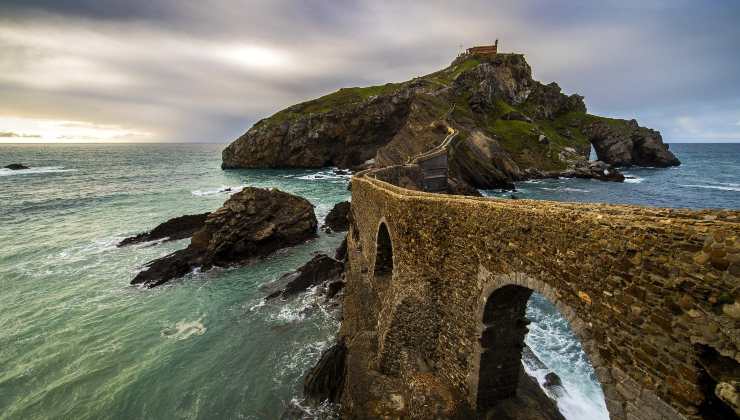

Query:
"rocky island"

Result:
[[222, 51, 679, 190]]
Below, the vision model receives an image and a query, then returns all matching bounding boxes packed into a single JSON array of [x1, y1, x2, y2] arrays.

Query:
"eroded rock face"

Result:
[[324, 201, 350, 232], [584, 119, 680, 167], [118, 213, 210, 247], [450, 130, 522, 189], [131, 187, 317, 287], [222, 90, 414, 169]]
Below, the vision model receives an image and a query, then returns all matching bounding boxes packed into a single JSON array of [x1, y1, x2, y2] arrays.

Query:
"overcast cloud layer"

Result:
[[1, 0, 739, 143]]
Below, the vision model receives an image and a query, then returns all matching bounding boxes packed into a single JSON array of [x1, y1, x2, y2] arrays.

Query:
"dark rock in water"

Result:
[[266, 254, 343, 300], [4, 163, 29, 170], [543, 372, 566, 399], [324, 201, 350, 232], [584, 118, 680, 167], [325, 280, 345, 299], [483, 367, 565, 420], [334, 236, 347, 261], [334, 169, 350, 175], [525, 160, 625, 183], [132, 187, 317, 288], [544, 372, 562, 388], [118, 213, 210, 247], [304, 342, 346, 404]]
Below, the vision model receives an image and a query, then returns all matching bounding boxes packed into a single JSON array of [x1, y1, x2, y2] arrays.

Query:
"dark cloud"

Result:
[[0, 1, 739, 142]]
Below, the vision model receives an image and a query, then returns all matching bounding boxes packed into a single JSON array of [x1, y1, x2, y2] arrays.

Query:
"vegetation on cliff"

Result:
[[222, 52, 679, 188]]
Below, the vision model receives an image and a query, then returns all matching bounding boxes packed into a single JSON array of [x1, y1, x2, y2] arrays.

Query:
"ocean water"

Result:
[[0, 143, 737, 419]]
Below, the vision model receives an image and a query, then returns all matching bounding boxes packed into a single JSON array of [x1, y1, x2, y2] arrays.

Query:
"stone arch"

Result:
[[373, 221, 393, 281], [470, 268, 620, 416]]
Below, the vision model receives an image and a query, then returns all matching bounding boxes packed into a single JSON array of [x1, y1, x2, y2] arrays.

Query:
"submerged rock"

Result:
[[4, 163, 29, 170], [323, 201, 350, 232], [132, 187, 317, 287], [118, 213, 210, 247], [266, 254, 343, 300]]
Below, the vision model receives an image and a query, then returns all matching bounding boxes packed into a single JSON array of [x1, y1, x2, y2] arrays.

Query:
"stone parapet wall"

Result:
[[339, 169, 739, 419]]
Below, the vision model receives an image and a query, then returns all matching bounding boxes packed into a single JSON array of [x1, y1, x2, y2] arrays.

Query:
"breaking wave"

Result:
[[0, 166, 77, 176]]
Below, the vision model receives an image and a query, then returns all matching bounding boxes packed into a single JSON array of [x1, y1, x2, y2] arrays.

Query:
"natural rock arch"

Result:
[[471, 272, 617, 416]]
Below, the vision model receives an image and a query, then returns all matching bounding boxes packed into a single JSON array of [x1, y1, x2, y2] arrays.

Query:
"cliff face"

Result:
[[222, 53, 679, 187]]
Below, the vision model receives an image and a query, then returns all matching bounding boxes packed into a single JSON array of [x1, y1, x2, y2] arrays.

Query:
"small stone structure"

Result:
[[466, 40, 499, 55], [337, 167, 740, 419]]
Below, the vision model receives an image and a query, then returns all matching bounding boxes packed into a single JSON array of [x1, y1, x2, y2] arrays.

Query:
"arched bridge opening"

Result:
[[475, 284, 608, 418], [374, 222, 393, 281]]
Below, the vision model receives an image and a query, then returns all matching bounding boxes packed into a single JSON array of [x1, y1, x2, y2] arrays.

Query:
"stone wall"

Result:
[[338, 170, 739, 419]]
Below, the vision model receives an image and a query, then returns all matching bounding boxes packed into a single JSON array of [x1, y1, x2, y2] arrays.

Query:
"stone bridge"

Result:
[[337, 168, 740, 419]]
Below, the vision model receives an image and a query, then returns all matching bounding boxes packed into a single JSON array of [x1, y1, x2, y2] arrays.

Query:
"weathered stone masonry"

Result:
[[337, 169, 739, 419]]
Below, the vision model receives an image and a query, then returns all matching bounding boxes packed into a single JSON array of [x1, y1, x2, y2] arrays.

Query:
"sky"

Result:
[[1, 0, 739, 143]]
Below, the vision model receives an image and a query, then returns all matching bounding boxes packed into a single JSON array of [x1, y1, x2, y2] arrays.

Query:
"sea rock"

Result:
[[483, 368, 566, 420], [324, 201, 350, 232], [584, 119, 680, 167], [118, 213, 210, 247], [4, 163, 29, 170], [266, 254, 343, 300], [543, 372, 566, 399], [304, 342, 347, 404], [132, 187, 317, 287]]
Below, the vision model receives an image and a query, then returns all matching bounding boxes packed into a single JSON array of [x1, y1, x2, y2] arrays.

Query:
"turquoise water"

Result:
[[1, 144, 348, 419], [1, 143, 737, 419]]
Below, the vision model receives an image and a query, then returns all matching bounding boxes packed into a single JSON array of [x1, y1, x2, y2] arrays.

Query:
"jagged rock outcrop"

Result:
[[323, 201, 350, 232], [484, 368, 566, 420], [266, 254, 343, 300], [223, 51, 678, 187], [584, 118, 681, 167], [131, 187, 317, 287], [450, 130, 522, 189], [303, 342, 346, 405], [4, 163, 29, 170], [118, 213, 210, 247]]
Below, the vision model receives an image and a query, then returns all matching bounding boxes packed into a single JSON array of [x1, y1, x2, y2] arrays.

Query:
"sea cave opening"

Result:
[[476, 285, 608, 420]]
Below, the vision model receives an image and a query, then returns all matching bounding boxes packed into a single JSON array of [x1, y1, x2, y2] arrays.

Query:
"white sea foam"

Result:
[[191, 185, 243, 196], [680, 184, 740, 192], [161, 317, 207, 340], [0, 166, 76, 176], [287, 168, 352, 181], [623, 176, 643, 184]]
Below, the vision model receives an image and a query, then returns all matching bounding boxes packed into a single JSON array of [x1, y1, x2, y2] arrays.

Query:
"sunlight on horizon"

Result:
[[0, 116, 154, 143]]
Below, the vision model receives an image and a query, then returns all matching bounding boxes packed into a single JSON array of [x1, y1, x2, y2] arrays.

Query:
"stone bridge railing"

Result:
[[338, 169, 740, 419]]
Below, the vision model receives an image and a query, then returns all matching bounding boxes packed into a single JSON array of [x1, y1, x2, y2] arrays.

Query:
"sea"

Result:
[[0, 143, 737, 420]]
